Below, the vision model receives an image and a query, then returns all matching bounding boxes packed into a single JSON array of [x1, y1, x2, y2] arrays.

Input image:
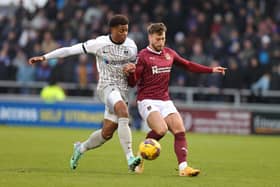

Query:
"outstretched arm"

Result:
[[173, 52, 212, 73], [28, 43, 85, 65], [173, 50, 226, 75]]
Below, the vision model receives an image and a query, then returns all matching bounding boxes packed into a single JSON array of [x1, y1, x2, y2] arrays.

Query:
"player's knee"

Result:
[[114, 101, 129, 117], [118, 109, 129, 118], [102, 129, 115, 140], [155, 127, 168, 136], [102, 132, 113, 140]]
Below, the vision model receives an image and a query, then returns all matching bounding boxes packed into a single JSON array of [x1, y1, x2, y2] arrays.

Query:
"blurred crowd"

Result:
[[0, 0, 280, 97]]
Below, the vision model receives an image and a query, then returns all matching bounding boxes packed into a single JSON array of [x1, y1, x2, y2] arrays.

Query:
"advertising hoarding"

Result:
[[179, 108, 251, 135], [0, 101, 104, 128]]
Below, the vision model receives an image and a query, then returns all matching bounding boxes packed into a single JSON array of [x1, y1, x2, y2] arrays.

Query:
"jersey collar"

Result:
[[109, 35, 125, 45], [147, 46, 162, 55]]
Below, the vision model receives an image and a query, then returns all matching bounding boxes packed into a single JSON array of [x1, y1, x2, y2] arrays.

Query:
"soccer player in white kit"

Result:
[[28, 15, 141, 172]]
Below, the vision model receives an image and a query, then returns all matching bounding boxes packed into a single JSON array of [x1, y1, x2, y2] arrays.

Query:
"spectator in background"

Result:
[[188, 40, 210, 87], [205, 59, 223, 90], [205, 59, 222, 101], [171, 75, 187, 101], [251, 72, 271, 93], [227, 29, 241, 57], [18, 24, 39, 50], [239, 39, 256, 67], [258, 35, 271, 71], [244, 57, 263, 89], [220, 12, 236, 42], [196, 12, 209, 42], [0, 43, 11, 81], [40, 75, 66, 103], [29, 42, 43, 59], [0, 42, 16, 81], [75, 54, 94, 96], [243, 19, 257, 44], [205, 32, 225, 60], [128, 24, 145, 49], [13, 49, 35, 94], [36, 60, 51, 82], [222, 58, 243, 89], [41, 31, 59, 53], [6, 30, 18, 60], [44, 0, 58, 21], [53, 10, 67, 41], [270, 64, 280, 90], [165, 0, 184, 41], [30, 9, 48, 30], [210, 14, 223, 35], [190, 40, 209, 66]]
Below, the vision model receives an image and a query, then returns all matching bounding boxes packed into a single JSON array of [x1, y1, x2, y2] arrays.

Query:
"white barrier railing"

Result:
[[0, 80, 280, 108]]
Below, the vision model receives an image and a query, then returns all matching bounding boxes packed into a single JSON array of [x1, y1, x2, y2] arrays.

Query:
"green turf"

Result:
[[0, 126, 279, 187]]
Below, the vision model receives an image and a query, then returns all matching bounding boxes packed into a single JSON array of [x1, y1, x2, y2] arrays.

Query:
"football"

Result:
[[139, 138, 161, 160]]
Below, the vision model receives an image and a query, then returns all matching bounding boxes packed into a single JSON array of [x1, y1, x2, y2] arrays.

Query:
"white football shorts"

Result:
[[137, 99, 178, 122], [97, 85, 126, 123]]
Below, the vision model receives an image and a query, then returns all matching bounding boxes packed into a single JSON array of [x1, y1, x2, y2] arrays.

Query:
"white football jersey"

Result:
[[82, 35, 137, 94]]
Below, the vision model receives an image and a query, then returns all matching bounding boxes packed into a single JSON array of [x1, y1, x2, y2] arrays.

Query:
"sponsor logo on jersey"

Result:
[[103, 58, 127, 65], [103, 59, 109, 64], [152, 66, 171, 74]]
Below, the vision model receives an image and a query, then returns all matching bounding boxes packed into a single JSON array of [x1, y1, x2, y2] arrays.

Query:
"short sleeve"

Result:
[[82, 37, 106, 54]]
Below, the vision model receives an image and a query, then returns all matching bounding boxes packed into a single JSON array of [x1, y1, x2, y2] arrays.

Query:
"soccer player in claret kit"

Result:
[[124, 23, 226, 176], [28, 15, 141, 172]]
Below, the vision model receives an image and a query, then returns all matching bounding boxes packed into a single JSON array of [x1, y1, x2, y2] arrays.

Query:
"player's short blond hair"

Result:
[[147, 23, 167, 35]]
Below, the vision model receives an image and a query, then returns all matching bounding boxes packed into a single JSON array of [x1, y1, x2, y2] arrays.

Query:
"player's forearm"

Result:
[[186, 61, 213, 73], [174, 53, 212, 73], [44, 43, 84, 60]]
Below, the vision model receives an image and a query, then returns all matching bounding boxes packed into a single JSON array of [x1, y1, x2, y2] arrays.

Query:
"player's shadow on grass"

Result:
[[0, 167, 68, 173], [0, 167, 135, 176], [0, 168, 190, 178]]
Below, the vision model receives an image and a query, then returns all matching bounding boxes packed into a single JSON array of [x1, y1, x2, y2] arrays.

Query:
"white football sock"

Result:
[[179, 161, 188, 171], [118, 117, 134, 161], [80, 129, 106, 153]]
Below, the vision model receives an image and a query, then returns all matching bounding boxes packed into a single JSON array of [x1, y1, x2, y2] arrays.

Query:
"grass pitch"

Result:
[[0, 126, 279, 187]]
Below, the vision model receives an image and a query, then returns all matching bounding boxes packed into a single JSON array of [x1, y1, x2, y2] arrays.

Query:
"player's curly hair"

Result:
[[147, 23, 167, 35], [109, 14, 129, 28]]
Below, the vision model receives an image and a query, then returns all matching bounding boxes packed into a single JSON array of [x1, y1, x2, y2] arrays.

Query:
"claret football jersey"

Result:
[[129, 47, 212, 101]]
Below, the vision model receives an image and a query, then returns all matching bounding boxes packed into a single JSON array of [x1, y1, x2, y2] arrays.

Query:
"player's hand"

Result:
[[28, 56, 46, 65], [123, 63, 136, 76], [213, 66, 227, 76]]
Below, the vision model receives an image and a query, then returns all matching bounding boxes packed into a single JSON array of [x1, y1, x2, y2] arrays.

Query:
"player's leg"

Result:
[[137, 100, 168, 141], [146, 111, 168, 140], [70, 118, 118, 170], [80, 119, 118, 152], [165, 111, 200, 177], [135, 100, 168, 174], [107, 89, 141, 171]]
